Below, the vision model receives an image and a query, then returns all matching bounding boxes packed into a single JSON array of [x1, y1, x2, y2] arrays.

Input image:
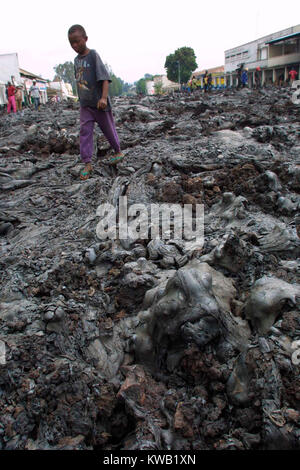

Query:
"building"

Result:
[[0, 53, 21, 84], [20, 68, 48, 104], [0, 54, 48, 106], [146, 80, 155, 95], [0, 82, 6, 106], [151, 75, 180, 94], [0, 53, 75, 107], [225, 24, 300, 87], [192, 66, 225, 89], [0, 53, 22, 106], [47, 79, 77, 101]]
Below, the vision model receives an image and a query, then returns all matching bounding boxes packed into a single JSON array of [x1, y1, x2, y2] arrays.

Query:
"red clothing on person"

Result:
[[7, 86, 16, 97], [289, 70, 297, 80]]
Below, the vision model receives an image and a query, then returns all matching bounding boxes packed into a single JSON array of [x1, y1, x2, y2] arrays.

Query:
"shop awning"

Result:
[[266, 32, 300, 45]]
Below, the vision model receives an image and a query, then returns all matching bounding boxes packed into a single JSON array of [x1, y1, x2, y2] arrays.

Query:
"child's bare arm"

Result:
[[97, 80, 109, 110], [102, 80, 109, 99]]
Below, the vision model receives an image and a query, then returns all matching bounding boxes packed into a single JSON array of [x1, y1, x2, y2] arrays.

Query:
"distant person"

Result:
[[208, 73, 212, 91], [289, 68, 298, 84], [242, 69, 248, 88], [203, 71, 208, 93], [254, 67, 261, 89], [29, 81, 41, 110], [236, 64, 244, 89], [191, 76, 197, 93], [15, 86, 23, 111], [68, 24, 123, 180], [278, 73, 284, 87], [6, 82, 17, 114]]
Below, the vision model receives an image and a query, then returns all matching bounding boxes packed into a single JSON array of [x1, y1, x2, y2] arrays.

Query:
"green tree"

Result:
[[110, 74, 123, 97], [105, 64, 131, 97], [136, 78, 147, 95], [165, 47, 197, 84], [53, 62, 77, 95], [154, 81, 163, 95]]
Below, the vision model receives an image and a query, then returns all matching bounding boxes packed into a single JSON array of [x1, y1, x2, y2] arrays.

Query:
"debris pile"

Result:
[[0, 87, 299, 450]]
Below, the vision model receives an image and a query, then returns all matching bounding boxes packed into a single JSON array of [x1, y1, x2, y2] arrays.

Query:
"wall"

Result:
[[0, 53, 21, 84], [0, 82, 7, 105], [268, 52, 300, 68], [146, 80, 155, 95], [153, 75, 179, 93], [48, 81, 75, 100]]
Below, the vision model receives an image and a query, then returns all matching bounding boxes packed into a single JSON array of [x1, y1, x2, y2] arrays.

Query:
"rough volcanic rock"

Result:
[[0, 87, 299, 450]]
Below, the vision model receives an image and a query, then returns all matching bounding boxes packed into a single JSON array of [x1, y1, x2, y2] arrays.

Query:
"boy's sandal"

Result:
[[80, 168, 93, 180], [109, 153, 125, 166]]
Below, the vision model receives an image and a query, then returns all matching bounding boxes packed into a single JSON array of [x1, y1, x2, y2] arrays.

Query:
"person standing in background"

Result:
[[7, 82, 17, 114], [203, 71, 208, 93], [242, 68, 248, 88], [236, 64, 244, 89], [254, 67, 261, 89], [208, 73, 212, 92], [29, 81, 41, 110], [15, 86, 23, 112], [289, 68, 298, 85]]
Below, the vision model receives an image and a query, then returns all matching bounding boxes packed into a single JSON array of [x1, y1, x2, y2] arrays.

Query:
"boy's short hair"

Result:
[[68, 24, 87, 37]]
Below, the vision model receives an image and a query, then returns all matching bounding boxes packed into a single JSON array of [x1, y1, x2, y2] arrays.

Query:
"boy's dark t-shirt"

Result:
[[74, 49, 112, 111]]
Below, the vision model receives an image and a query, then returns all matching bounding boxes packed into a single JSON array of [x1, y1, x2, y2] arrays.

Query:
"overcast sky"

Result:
[[1, 0, 299, 83]]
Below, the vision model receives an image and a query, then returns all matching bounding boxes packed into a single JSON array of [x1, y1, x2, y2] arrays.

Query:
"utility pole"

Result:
[[177, 61, 181, 90]]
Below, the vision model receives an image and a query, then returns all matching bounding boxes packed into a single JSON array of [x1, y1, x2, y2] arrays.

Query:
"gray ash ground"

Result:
[[0, 87, 299, 450]]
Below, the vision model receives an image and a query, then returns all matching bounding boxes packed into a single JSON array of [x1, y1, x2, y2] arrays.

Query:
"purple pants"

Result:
[[80, 106, 121, 163], [7, 96, 16, 114]]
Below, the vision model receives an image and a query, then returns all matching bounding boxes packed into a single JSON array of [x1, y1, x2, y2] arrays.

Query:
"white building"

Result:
[[225, 24, 300, 87], [47, 80, 76, 101], [146, 80, 155, 95], [0, 53, 21, 84], [0, 53, 22, 105], [153, 75, 180, 94]]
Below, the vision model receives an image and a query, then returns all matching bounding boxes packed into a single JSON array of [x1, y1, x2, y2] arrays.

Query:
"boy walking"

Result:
[[68, 24, 123, 180]]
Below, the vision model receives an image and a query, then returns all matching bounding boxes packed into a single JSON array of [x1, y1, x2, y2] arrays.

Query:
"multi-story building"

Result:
[[225, 24, 300, 87]]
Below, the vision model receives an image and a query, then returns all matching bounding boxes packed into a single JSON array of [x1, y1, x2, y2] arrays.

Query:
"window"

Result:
[[258, 47, 268, 60], [269, 43, 283, 58], [284, 39, 298, 55]]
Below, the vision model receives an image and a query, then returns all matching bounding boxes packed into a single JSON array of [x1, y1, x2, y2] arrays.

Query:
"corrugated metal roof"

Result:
[[266, 32, 300, 44], [19, 68, 47, 82], [194, 66, 224, 75]]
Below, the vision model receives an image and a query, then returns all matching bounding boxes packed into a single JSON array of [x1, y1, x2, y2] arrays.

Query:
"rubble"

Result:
[[0, 87, 299, 450]]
